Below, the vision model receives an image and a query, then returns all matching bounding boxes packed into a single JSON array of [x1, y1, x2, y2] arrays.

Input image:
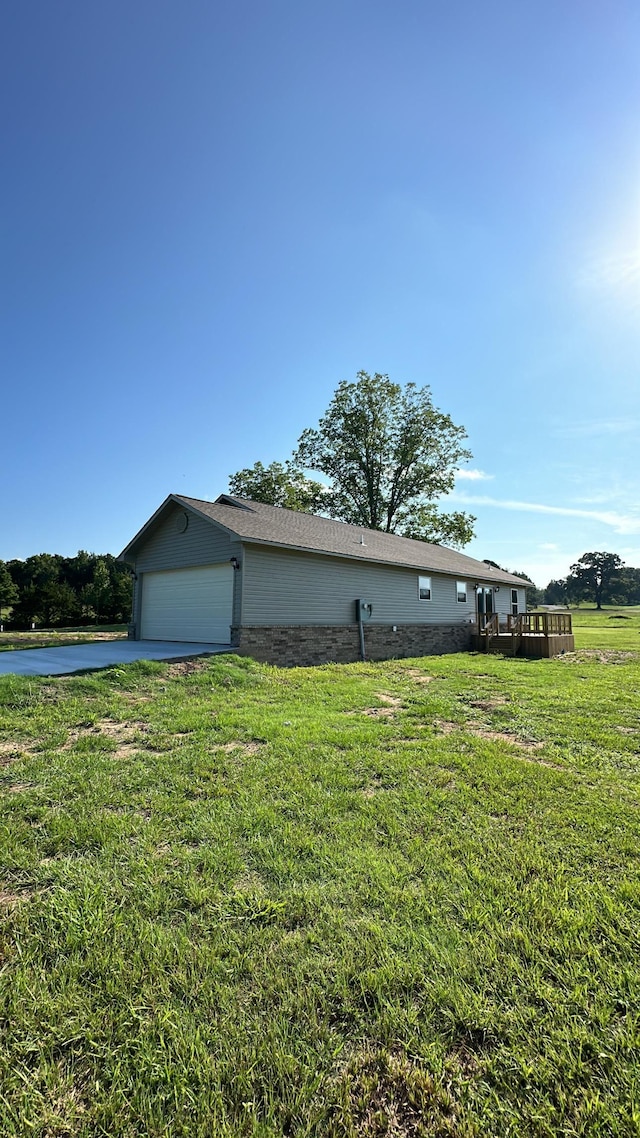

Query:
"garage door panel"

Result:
[[141, 565, 233, 642]]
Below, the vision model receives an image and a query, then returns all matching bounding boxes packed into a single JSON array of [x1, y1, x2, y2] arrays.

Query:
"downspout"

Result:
[[355, 598, 370, 662]]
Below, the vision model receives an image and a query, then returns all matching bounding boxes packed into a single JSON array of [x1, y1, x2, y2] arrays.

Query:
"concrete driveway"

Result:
[[0, 640, 232, 677]]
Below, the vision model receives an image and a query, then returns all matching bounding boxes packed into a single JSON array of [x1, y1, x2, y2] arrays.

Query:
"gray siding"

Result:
[[132, 503, 242, 636], [135, 503, 241, 571], [240, 544, 495, 626], [495, 586, 526, 619]]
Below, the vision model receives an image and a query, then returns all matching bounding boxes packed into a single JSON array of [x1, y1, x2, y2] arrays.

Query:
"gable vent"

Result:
[[216, 495, 253, 510]]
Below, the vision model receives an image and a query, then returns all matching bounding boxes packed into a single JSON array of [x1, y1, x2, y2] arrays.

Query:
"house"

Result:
[[119, 493, 538, 666]]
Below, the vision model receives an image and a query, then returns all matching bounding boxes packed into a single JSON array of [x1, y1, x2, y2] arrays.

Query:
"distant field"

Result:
[[570, 605, 640, 651], [0, 626, 128, 652], [0, 619, 638, 1134]]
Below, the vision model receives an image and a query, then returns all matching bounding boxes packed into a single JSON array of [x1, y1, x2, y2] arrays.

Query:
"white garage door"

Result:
[[140, 564, 234, 642]]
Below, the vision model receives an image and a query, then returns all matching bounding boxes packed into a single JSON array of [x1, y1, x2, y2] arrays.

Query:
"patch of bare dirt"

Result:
[[468, 697, 509, 711], [62, 719, 159, 759], [405, 669, 436, 684], [68, 719, 146, 740], [445, 1045, 480, 1079], [233, 870, 266, 893], [471, 727, 542, 747], [331, 1048, 462, 1137], [559, 649, 638, 665], [104, 803, 152, 819], [0, 740, 39, 763], [424, 718, 558, 762], [345, 709, 387, 719], [3, 781, 33, 794], [430, 719, 459, 735], [0, 886, 35, 907], [360, 776, 384, 798], [616, 726, 639, 735], [166, 659, 211, 677], [216, 740, 264, 755], [348, 694, 404, 719]]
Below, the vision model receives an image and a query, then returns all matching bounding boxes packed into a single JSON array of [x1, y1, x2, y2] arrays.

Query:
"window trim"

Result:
[[456, 580, 467, 603], [418, 575, 431, 601]]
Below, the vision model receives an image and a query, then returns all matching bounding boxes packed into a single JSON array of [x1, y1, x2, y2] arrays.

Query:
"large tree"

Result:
[[228, 461, 327, 513], [230, 372, 475, 547], [568, 552, 624, 609], [295, 373, 474, 546]]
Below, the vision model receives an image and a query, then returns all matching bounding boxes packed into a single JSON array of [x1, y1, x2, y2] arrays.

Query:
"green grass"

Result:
[[0, 633, 639, 1135], [570, 605, 640, 651]]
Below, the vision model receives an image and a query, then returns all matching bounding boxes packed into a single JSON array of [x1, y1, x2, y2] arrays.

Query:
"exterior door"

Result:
[[476, 587, 494, 629]]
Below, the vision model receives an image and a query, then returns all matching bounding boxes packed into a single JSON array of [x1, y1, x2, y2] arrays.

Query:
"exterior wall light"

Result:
[[230, 557, 241, 571]]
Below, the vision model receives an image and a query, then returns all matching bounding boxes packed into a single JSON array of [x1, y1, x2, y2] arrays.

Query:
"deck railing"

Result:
[[506, 612, 572, 636], [479, 612, 500, 651]]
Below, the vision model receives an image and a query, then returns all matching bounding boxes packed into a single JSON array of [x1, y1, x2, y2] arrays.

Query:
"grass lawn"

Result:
[[0, 617, 639, 1135], [570, 606, 640, 652], [0, 626, 128, 653]]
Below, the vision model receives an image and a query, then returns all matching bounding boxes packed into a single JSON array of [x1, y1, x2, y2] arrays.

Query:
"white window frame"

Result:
[[418, 575, 431, 600], [457, 581, 467, 603], [511, 588, 519, 616]]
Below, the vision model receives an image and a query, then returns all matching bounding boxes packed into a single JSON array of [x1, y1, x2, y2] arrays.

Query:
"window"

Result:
[[457, 581, 467, 603], [418, 575, 431, 600], [511, 588, 519, 616]]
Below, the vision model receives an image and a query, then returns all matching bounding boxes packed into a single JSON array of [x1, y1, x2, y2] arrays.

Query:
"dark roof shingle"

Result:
[[167, 494, 530, 587]]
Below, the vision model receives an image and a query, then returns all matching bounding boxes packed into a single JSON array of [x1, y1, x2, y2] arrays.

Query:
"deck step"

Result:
[[486, 635, 519, 656]]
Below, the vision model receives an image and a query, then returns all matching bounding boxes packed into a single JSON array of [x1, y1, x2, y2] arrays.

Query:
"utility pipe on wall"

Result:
[[355, 599, 372, 662]]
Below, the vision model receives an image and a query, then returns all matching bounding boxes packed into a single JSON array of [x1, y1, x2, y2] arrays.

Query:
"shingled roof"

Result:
[[126, 493, 529, 588]]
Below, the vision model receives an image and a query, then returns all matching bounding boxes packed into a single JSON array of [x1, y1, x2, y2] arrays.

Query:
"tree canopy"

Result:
[[2, 552, 132, 629], [228, 461, 326, 514], [544, 552, 633, 608], [230, 372, 475, 548], [568, 552, 624, 610], [0, 561, 19, 619]]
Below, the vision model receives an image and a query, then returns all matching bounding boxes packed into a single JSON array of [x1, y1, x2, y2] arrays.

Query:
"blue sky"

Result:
[[2, 0, 639, 587]]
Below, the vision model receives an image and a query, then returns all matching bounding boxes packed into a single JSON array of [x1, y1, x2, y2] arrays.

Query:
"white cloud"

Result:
[[454, 468, 493, 481], [539, 542, 558, 550], [553, 418, 640, 439], [451, 493, 640, 535]]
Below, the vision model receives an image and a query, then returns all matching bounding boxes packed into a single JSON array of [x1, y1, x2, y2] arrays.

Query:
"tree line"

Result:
[[0, 552, 132, 630]]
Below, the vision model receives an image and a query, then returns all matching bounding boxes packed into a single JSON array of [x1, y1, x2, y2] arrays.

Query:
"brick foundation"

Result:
[[231, 623, 473, 667]]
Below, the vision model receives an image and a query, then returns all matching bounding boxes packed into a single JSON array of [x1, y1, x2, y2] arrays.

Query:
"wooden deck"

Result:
[[473, 612, 574, 658]]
